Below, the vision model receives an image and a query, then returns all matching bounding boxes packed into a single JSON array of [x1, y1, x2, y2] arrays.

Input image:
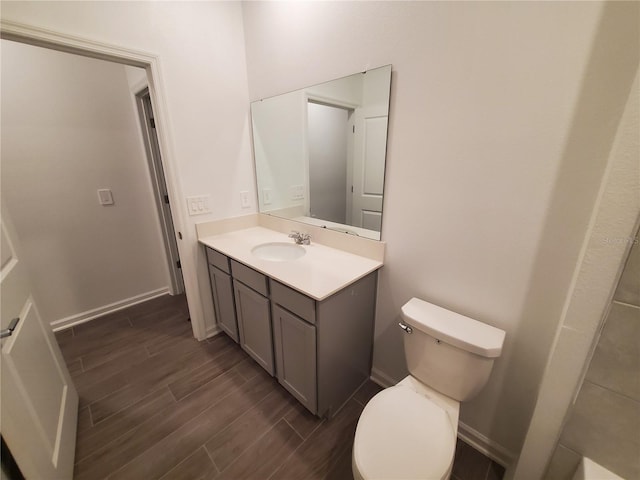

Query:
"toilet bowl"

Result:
[[353, 376, 460, 480], [353, 298, 505, 480]]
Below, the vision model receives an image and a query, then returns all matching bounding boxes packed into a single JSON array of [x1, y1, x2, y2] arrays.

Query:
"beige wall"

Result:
[[242, 0, 639, 462], [547, 237, 640, 479], [1, 40, 169, 325]]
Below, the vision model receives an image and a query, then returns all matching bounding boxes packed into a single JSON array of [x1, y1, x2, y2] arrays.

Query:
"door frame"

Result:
[[0, 20, 205, 339], [135, 88, 184, 295]]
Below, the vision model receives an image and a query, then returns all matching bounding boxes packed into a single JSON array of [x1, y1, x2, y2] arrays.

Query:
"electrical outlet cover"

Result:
[[263, 188, 272, 205], [240, 191, 251, 208]]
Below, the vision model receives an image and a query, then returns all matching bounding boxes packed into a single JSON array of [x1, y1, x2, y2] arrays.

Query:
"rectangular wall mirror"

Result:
[[251, 65, 392, 241]]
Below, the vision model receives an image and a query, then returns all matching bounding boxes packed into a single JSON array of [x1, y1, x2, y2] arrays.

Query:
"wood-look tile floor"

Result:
[[55, 294, 505, 480]]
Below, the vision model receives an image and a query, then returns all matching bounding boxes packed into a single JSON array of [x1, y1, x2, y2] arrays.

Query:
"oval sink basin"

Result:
[[251, 242, 306, 262]]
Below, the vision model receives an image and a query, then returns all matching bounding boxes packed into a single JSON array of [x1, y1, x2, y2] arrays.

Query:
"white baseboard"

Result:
[[457, 421, 515, 467], [369, 367, 515, 468], [51, 287, 170, 331], [370, 367, 398, 388], [205, 324, 222, 339]]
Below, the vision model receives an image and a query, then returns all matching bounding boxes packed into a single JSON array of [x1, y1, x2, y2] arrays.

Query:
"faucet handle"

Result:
[[288, 231, 310, 245]]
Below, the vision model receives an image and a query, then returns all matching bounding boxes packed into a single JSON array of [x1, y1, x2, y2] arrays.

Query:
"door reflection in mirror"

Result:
[[251, 65, 391, 241], [308, 101, 351, 225]]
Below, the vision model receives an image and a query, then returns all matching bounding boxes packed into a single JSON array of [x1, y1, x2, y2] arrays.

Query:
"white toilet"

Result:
[[352, 297, 506, 480]]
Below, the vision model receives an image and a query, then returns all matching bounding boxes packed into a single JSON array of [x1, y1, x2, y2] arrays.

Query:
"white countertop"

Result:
[[199, 226, 383, 300]]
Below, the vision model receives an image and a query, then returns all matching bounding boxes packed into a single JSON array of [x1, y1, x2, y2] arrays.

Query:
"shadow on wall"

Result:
[[491, 0, 640, 464]]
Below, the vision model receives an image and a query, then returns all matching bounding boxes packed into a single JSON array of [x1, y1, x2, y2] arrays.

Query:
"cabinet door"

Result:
[[209, 266, 238, 342], [272, 304, 317, 413], [233, 280, 274, 375]]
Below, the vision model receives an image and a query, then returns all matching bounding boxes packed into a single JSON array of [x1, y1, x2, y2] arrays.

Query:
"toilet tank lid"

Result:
[[401, 298, 506, 358]]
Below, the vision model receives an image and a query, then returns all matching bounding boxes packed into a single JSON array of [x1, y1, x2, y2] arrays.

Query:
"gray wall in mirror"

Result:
[[251, 65, 391, 240]]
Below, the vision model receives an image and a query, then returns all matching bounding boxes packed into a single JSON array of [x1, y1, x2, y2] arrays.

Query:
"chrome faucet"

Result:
[[289, 231, 311, 245]]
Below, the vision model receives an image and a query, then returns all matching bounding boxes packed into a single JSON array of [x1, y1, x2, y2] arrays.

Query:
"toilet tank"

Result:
[[401, 298, 506, 402]]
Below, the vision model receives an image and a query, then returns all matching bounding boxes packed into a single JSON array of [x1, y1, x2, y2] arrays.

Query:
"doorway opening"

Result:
[[307, 100, 354, 225], [0, 23, 200, 337]]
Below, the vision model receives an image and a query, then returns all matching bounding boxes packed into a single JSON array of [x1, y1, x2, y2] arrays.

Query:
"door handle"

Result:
[[1, 318, 20, 339]]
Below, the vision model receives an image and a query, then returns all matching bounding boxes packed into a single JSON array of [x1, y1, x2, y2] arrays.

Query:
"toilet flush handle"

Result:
[[398, 321, 413, 334]]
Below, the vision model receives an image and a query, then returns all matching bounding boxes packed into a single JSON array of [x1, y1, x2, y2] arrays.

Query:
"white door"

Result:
[[1, 203, 78, 479], [351, 107, 388, 231]]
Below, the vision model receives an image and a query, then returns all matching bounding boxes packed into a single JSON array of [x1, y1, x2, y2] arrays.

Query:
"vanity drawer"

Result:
[[271, 280, 316, 325], [206, 247, 230, 274], [230, 259, 269, 296]]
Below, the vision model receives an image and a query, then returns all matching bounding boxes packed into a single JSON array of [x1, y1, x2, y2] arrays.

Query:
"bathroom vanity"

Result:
[[198, 65, 391, 418], [200, 223, 382, 418]]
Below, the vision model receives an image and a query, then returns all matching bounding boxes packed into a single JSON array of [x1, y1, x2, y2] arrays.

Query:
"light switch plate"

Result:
[[186, 195, 211, 216], [290, 185, 305, 201], [97, 189, 114, 206]]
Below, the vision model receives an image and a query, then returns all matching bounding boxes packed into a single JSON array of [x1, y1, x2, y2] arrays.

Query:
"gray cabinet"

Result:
[[205, 246, 378, 418], [272, 304, 316, 412], [206, 249, 238, 343], [233, 279, 274, 375], [271, 273, 377, 418], [315, 273, 377, 417]]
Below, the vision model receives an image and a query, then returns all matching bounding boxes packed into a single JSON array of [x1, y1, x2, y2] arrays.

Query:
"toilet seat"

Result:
[[353, 385, 456, 480]]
